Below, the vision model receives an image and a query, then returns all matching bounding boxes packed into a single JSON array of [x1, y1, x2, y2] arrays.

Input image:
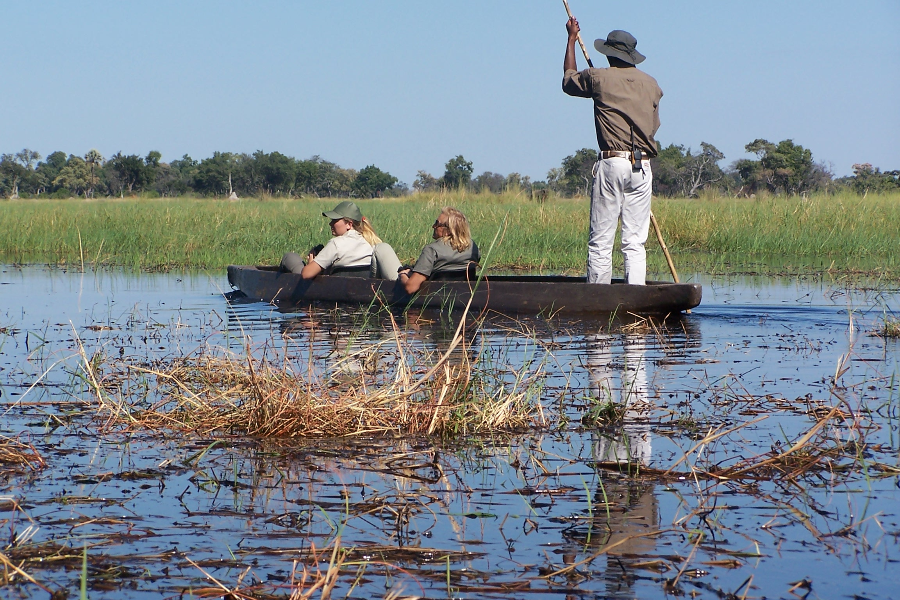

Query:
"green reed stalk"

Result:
[[80, 543, 88, 600]]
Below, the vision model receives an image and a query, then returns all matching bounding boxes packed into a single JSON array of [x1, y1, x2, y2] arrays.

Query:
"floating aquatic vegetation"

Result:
[[0, 436, 44, 474], [73, 311, 551, 439]]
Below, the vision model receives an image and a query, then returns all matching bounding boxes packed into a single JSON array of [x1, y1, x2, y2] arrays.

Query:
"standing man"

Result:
[[563, 18, 662, 285]]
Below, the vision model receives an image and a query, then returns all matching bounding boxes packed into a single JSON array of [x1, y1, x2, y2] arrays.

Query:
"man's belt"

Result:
[[600, 150, 652, 160]]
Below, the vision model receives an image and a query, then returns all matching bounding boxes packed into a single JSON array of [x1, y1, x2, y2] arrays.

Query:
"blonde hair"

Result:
[[353, 217, 382, 246], [439, 206, 472, 253]]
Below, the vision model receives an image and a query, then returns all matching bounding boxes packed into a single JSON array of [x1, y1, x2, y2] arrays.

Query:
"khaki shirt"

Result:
[[563, 67, 662, 156], [313, 230, 373, 272]]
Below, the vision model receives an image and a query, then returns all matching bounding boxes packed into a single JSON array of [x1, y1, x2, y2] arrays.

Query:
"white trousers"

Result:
[[586, 333, 651, 465], [587, 158, 653, 285]]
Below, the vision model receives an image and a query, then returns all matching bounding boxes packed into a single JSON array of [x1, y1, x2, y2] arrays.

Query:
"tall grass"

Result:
[[0, 190, 897, 275]]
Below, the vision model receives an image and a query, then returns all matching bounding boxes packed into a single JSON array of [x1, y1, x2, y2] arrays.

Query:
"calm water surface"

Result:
[[1, 265, 898, 599]]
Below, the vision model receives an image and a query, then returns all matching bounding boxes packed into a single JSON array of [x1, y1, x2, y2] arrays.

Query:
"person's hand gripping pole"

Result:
[[563, 0, 594, 68]]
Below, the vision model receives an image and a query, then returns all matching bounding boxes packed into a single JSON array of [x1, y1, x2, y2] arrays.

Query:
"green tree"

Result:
[[34, 151, 68, 194], [653, 142, 724, 197], [52, 155, 91, 196], [0, 149, 41, 198], [504, 172, 531, 192], [442, 155, 473, 189], [473, 171, 504, 194], [145, 150, 162, 168], [413, 170, 438, 192], [160, 154, 198, 196], [734, 139, 830, 195], [548, 148, 596, 197], [0, 155, 25, 198], [110, 152, 150, 193], [305, 156, 354, 197], [144, 151, 163, 193], [195, 152, 239, 196], [248, 150, 298, 195], [84, 149, 104, 197], [846, 163, 900, 195], [352, 164, 397, 198]]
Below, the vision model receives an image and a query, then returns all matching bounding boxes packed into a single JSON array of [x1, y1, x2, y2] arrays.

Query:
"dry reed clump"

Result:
[[655, 396, 900, 483], [0, 437, 44, 474], [81, 327, 548, 439]]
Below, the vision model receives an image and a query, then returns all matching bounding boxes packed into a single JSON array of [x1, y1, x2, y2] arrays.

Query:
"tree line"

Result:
[[1, 141, 897, 200], [551, 140, 898, 198]]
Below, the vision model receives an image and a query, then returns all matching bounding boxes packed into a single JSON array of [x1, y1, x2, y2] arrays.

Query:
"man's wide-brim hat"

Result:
[[322, 201, 362, 222], [594, 30, 645, 65]]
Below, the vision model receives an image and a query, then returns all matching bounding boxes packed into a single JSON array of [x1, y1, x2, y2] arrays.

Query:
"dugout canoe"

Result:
[[226, 265, 701, 315]]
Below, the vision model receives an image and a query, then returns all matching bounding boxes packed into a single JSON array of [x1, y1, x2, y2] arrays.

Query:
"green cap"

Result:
[[322, 201, 362, 222]]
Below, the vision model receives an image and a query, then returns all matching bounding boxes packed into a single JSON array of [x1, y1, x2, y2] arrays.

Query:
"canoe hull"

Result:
[[226, 266, 702, 315]]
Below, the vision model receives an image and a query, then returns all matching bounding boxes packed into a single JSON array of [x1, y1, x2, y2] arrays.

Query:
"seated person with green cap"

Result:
[[280, 201, 386, 279], [399, 206, 480, 294]]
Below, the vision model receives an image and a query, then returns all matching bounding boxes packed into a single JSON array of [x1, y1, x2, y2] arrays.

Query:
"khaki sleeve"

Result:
[[562, 68, 592, 98], [312, 239, 339, 270]]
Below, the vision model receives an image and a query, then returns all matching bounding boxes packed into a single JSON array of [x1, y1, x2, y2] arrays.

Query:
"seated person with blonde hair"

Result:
[[280, 201, 382, 279], [399, 206, 480, 294]]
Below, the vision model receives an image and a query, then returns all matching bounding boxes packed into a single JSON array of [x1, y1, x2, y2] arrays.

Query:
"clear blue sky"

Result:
[[2, 1, 898, 184]]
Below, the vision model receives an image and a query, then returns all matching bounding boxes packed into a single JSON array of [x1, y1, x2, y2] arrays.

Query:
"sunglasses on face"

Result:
[[432, 220, 449, 229]]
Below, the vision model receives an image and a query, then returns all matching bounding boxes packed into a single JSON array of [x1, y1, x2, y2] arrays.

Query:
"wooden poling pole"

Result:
[[650, 212, 682, 287], [563, 0, 682, 287], [562, 0, 594, 68], [649, 212, 679, 283]]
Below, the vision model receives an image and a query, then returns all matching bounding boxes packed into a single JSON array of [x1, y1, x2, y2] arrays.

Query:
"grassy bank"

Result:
[[0, 190, 897, 276]]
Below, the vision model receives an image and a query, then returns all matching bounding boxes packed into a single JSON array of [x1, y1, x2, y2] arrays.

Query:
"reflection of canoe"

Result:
[[226, 265, 702, 315]]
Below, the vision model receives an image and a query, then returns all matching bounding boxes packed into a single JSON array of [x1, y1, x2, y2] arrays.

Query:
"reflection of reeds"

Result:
[[78, 320, 548, 438]]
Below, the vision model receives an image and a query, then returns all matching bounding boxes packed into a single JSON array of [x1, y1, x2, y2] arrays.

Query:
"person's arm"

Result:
[[564, 17, 579, 73], [302, 240, 339, 279], [300, 253, 323, 279], [398, 269, 428, 294]]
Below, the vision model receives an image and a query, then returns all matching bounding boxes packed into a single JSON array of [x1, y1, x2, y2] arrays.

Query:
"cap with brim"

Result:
[[594, 30, 645, 65], [322, 201, 362, 222]]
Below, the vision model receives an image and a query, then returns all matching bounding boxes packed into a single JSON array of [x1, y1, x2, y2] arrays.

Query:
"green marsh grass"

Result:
[[879, 315, 900, 339], [0, 190, 897, 275]]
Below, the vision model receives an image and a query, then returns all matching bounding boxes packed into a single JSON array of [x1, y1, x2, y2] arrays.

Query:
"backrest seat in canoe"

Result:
[[429, 262, 479, 281], [329, 265, 372, 278], [370, 243, 402, 280]]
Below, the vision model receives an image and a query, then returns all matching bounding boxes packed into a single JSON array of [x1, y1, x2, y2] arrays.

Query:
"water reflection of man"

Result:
[[561, 477, 659, 597], [558, 332, 658, 595], [585, 332, 651, 465]]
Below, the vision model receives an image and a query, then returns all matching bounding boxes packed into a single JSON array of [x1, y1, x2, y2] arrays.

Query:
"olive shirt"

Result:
[[562, 67, 662, 156], [312, 230, 373, 272], [412, 240, 480, 278]]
